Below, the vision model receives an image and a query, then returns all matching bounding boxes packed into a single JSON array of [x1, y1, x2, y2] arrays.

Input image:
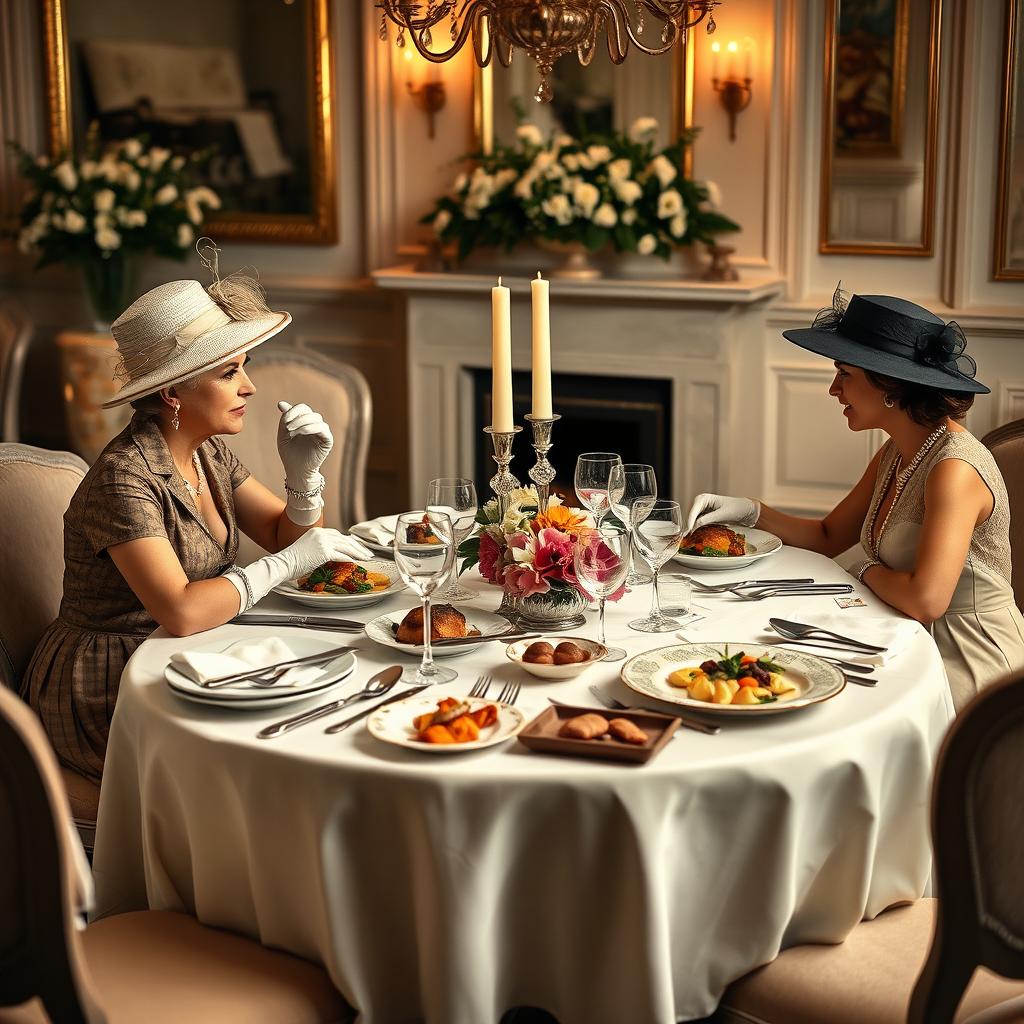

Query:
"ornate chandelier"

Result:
[[376, 1, 722, 102]]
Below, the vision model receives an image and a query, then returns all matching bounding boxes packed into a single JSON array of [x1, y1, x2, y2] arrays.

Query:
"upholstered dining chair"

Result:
[[226, 349, 371, 559], [0, 684, 353, 1024], [0, 444, 100, 853], [716, 668, 1024, 1024], [0, 301, 33, 442], [982, 418, 1024, 611]]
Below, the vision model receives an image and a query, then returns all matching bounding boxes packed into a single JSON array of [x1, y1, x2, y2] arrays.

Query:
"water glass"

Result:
[[573, 525, 630, 662], [574, 453, 621, 526], [607, 463, 657, 586], [393, 510, 458, 684], [629, 500, 685, 632], [427, 477, 478, 603]]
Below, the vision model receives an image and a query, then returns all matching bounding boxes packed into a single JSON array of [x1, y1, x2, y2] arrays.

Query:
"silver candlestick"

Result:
[[524, 413, 560, 513], [484, 425, 523, 624]]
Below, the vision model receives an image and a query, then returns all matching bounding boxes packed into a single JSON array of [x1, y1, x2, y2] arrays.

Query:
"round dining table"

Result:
[[92, 544, 954, 1024]]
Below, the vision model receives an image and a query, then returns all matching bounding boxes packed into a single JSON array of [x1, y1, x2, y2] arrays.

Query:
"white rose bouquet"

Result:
[[423, 117, 738, 262], [9, 133, 221, 325]]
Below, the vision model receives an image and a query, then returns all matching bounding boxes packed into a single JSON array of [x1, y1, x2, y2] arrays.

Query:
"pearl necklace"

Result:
[[181, 453, 205, 505], [868, 424, 948, 556]]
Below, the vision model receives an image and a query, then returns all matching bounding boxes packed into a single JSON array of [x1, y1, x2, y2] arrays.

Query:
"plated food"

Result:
[[667, 648, 796, 706], [505, 636, 608, 680], [405, 514, 440, 544], [273, 558, 404, 609], [517, 704, 680, 763], [392, 604, 479, 645], [367, 692, 525, 753], [364, 607, 512, 658], [558, 712, 648, 745], [671, 525, 783, 572], [679, 524, 746, 557], [620, 642, 845, 717]]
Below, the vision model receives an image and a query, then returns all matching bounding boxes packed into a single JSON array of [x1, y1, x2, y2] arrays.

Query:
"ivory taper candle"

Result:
[[530, 271, 552, 418], [491, 276, 514, 431]]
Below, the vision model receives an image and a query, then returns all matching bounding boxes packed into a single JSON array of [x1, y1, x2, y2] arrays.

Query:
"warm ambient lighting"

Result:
[[710, 36, 753, 141], [403, 48, 446, 140]]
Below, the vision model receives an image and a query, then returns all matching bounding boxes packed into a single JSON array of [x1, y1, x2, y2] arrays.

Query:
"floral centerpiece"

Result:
[[424, 117, 739, 264], [459, 485, 626, 624], [10, 133, 221, 327]]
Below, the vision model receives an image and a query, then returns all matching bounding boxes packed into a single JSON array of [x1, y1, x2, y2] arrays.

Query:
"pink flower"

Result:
[[503, 563, 550, 597], [532, 527, 577, 586], [478, 530, 502, 584], [576, 534, 627, 602]]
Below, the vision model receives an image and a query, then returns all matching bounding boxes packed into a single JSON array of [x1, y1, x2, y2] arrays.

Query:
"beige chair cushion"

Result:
[[0, 451, 86, 684], [721, 901, 1024, 1024], [81, 910, 350, 1023], [983, 421, 1024, 611]]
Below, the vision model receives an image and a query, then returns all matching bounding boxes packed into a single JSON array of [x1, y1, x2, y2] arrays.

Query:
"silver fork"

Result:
[[732, 585, 853, 601], [468, 675, 492, 699], [201, 647, 356, 690], [666, 575, 814, 594], [495, 680, 520, 705]]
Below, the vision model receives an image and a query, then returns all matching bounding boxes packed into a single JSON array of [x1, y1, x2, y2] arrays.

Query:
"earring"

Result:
[[171, 403, 180, 431], [884, 395, 895, 409]]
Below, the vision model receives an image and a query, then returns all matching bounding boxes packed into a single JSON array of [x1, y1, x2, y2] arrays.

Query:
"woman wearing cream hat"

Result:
[[20, 243, 373, 781]]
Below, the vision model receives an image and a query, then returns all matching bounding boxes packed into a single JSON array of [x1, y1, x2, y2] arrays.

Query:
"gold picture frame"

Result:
[[819, 0, 942, 256], [994, 0, 1024, 280], [41, 0, 337, 245]]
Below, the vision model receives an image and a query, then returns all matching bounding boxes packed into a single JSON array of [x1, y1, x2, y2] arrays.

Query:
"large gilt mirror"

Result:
[[995, 0, 1024, 280], [477, 36, 694, 174], [42, 0, 336, 244], [819, 0, 941, 256]]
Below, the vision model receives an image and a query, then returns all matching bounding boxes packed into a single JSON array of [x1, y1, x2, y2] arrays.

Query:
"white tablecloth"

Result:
[[92, 546, 954, 1024]]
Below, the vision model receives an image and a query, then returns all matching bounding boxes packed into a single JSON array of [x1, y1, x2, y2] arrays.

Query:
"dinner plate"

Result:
[[164, 636, 357, 706], [671, 525, 783, 571], [364, 607, 513, 658], [620, 642, 845, 717], [349, 515, 399, 556], [272, 559, 406, 609], [367, 693, 526, 753]]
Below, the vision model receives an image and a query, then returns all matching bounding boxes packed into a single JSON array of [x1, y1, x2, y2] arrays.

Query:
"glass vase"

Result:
[[81, 253, 134, 332]]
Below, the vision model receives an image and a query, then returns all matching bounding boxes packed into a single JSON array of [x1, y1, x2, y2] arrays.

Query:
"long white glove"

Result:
[[277, 400, 334, 526], [685, 493, 761, 534], [224, 527, 374, 613]]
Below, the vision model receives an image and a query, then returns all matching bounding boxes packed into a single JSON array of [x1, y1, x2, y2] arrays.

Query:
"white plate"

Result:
[[367, 694, 526, 753], [620, 642, 845, 717], [164, 636, 357, 706], [272, 559, 406, 609], [671, 525, 783, 571], [350, 516, 398, 556], [364, 607, 513, 658]]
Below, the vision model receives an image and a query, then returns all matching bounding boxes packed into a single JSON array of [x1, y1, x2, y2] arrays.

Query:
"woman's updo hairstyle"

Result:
[[864, 370, 975, 426]]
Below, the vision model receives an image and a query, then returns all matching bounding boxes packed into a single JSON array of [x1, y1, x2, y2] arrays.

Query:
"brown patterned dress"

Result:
[[20, 413, 250, 781]]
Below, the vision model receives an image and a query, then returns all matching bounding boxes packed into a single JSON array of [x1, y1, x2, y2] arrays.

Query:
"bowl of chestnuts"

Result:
[[505, 636, 609, 680]]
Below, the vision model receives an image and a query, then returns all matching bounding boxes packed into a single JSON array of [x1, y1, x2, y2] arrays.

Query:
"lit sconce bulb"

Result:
[[710, 38, 753, 141]]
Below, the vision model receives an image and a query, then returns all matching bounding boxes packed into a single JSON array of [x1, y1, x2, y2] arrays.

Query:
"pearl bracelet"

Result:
[[849, 558, 881, 583]]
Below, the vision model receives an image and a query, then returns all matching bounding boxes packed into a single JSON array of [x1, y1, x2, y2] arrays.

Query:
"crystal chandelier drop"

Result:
[[376, 1, 722, 103]]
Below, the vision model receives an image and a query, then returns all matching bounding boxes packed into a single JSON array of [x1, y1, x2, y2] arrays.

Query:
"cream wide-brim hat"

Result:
[[101, 278, 291, 409]]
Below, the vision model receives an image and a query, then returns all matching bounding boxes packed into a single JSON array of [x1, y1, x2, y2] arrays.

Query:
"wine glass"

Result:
[[574, 453, 621, 527], [427, 477, 478, 603], [629, 500, 685, 632], [393, 510, 458, 684], [607, 463, 657, 586], [573, 525, 630, 662]]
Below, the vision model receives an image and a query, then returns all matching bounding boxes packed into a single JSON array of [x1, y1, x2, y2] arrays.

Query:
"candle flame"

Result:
[[536, 270, 542, 279], [498, 275, 502, 286]]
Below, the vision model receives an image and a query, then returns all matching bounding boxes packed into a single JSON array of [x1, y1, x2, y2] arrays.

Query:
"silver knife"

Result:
[[257, 665, 403, 739], [233, 613, 366, 630], [431, 632, 538, 648], [586, 686, 721, 735], [324, 683, 429, 734]]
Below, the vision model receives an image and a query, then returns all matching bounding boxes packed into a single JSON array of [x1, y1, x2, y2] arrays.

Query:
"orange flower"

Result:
[[533, 504, 590, 533]]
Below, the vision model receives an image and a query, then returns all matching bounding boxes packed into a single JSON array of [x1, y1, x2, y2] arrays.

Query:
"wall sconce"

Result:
[[403, 49, 446, 139], [710, 38, 753, 142]]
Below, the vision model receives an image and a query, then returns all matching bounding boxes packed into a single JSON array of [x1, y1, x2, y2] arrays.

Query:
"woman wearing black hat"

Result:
[[686, 286, 1024, 712]]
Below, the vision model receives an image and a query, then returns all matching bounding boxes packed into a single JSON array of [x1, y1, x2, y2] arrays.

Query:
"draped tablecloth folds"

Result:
[[92, 545, 954, 1024]]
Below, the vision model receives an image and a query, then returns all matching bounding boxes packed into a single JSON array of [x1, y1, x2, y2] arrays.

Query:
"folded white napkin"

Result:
[[767, 613, 921, 666], [169, 637, 325, 688], [352, 515, 399, 547]]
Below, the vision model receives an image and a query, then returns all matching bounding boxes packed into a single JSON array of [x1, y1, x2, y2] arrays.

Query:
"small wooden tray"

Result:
[[517, 704, 680, 764]]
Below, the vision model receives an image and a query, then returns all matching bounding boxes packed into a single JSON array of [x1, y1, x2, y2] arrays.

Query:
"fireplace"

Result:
[[470, 369, 672, 503]]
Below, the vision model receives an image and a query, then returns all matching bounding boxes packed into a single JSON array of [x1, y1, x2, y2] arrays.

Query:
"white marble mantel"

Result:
[[374, 265, 786, 506]]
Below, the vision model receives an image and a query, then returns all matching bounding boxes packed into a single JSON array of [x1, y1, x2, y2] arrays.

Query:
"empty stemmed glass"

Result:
[[629, 500, 685, 632], [608, 463, 657, 586], [427, 477, 478, 603], [573, 525, 631, 662], [393, 510, 458, 684], [574, 453, 621, 527]]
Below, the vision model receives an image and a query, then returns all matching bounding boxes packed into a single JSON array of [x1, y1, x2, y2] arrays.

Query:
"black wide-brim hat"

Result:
[[782, 285, 989, 394]]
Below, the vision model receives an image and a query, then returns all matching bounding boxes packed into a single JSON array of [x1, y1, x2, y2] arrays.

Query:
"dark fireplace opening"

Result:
[[470, 369, 672, 505]]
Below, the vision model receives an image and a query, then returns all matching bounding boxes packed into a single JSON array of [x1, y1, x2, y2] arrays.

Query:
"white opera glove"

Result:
[[685, 493, 761, 534], [223, 528, 375, 612], [277, 400, 334, 526]]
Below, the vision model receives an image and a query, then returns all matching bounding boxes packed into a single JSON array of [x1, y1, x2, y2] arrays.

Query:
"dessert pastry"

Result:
[[608, 718, 648, 745], [558, 713, 610, 740], [522, 641, 555, 664], [394, 604, 477, 645], [553, 641, 588, 665]]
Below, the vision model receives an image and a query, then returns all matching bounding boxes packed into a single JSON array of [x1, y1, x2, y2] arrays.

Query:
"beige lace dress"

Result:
[[852, 431, 1024, 712]]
